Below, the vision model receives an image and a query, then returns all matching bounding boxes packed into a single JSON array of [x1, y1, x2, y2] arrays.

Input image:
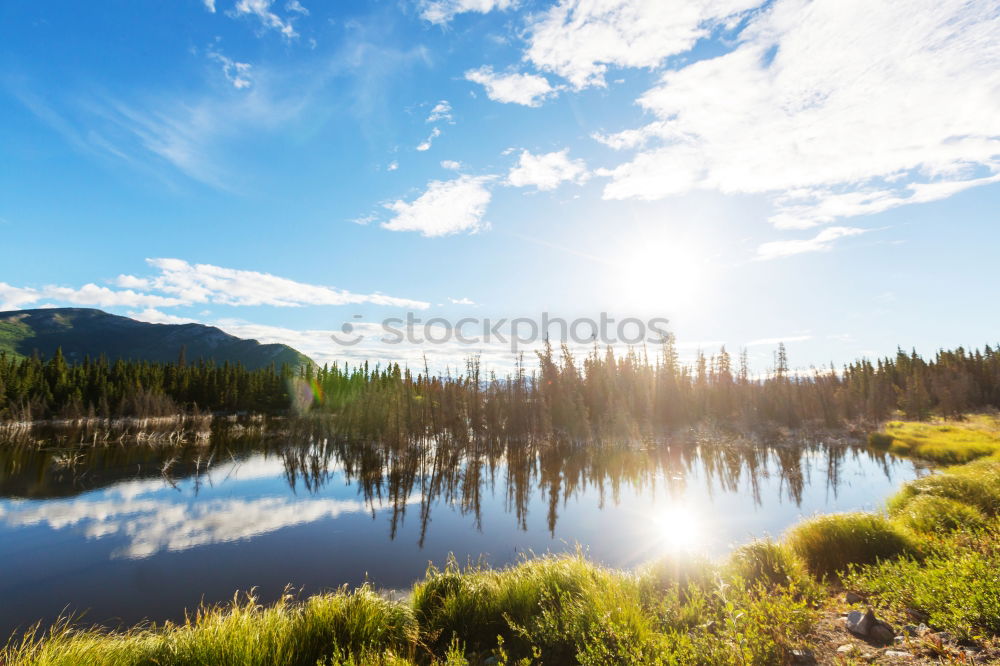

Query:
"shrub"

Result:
[[844, 542, 1000, 640], [890, 494, 988, 534], [725, 540, 812, 591], [887, 467, 1000, 517], [785, 512, 918, 579]]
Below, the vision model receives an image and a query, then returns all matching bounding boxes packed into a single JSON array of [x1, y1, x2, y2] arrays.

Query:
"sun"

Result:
[[613, 241, 707, 314]]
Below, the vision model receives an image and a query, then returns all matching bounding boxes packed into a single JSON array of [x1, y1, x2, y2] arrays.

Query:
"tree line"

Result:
[[0, 348, 290, 421], [2, 337, 1000, 435]]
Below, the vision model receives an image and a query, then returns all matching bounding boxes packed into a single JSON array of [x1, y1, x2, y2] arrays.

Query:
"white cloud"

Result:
[[1, 282, 185, 311], [440, 160, 462, 170], [426, 100, 453, 123], [0, 475, 378, 559], [387, 160, 399, 171], [231, 0, 299, 38], [756, 226, 867, 261], [136, 258, 430, 308], [208, 51, 253, 89], [419, 0, 516, 24], [285, 0, 309, 15], [0, 260, 427, 313], [417, 127, 441, 151], [464, 67, 554, 107], [598, 0, 1000, 230], [449, 297, 475, 305], [128, 308, 201, 325], [525, 0, 760, 89], [507, 149, 588, 190], [383, 175, 493, 237], [203, 0, 216, 12]]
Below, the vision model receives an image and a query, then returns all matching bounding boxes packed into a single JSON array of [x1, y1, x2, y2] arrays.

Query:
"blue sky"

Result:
[[1, 0, 999, 371]]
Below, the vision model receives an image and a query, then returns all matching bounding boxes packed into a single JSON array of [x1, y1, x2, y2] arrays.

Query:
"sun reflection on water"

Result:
[[651, 504, 703, 552]]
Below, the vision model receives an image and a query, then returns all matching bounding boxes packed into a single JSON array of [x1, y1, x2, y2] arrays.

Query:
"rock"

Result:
[[790, 648, 815, 664], [901, 624, 918, 635], [893, 636, 906, 645], [845, 591, 863, 604], [483, 657, 499, 666], [846, 609, 876, 636], [869, 620, 896, 644], [836, 644, 855, 654], [936, 631, 952, 643], [885, 650, 913, 658]]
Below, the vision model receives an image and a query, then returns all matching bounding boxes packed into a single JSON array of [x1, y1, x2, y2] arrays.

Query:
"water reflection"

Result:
[[0, 421, 921, 635], [0, 422, 912, 556]]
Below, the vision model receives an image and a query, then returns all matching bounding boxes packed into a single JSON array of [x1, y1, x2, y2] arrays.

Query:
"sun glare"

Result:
[[614, 242, 707, 313], [651, 504, 703, 552]]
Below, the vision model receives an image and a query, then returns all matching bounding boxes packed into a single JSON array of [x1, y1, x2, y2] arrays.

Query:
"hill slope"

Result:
[[0, 308, 311, 369]]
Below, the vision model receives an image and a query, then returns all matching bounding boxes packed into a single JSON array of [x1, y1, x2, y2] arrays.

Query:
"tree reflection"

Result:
[[0, 420, 909, 544]]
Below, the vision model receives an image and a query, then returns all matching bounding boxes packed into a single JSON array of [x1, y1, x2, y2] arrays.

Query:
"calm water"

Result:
[[0, 424, 920, 637]]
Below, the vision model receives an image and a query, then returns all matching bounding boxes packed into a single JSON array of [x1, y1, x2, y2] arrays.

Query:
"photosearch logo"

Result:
[[330, 314, 365, 346], [330, 313, 672, 353]]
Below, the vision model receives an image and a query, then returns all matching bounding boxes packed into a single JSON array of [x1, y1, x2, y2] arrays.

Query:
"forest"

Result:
[[2, 336, 999, 433]]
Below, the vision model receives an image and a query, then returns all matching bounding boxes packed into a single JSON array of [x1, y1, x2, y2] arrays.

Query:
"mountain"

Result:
[[0, 308, 312, 369]]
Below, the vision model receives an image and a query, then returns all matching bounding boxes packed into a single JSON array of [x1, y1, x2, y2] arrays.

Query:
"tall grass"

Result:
[[785, 512, 918, 579], [3, 587, 416, 666]]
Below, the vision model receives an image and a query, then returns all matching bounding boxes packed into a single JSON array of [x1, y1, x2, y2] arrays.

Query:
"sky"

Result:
[[1, 0, 999, 373]]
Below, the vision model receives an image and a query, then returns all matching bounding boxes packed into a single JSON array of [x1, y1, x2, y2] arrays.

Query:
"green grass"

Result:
[[843, 533, 1000, 641], [3, 587, 418, 666], [3, 552, 821, 666], [870, 416, 1000, 464], [891, 494, 989, 534], [887, 457, 1000, 516], [785, 512, 919, 579], [841, 439, 1000, 642]]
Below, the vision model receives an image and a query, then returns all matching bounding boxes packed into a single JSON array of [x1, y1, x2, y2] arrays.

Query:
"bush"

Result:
[[890, 494, 988, 534], [888, 465, 1000, 517], [844, 541, 1000, 640], [785, 512, 918, 579], [725, 540, 809, 590]]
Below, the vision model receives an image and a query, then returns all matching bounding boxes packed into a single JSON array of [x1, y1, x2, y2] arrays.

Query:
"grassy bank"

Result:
[[6, 417, 1000, 664]]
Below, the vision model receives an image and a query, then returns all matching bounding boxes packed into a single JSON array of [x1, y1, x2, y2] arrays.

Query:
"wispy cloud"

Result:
[[208, 51, 253, 89], [417, 127, 441, 151], [230, 0, 301, 39], [756, 227, 868, 261], [426, 100, 453, 123], [464, 67, 554, 107], [382, 175, 493, 237], [419, 0, 516, 25]]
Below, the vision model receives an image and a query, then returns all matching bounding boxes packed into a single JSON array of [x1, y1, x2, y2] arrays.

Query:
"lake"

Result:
[[0, 422, 921, 638]]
